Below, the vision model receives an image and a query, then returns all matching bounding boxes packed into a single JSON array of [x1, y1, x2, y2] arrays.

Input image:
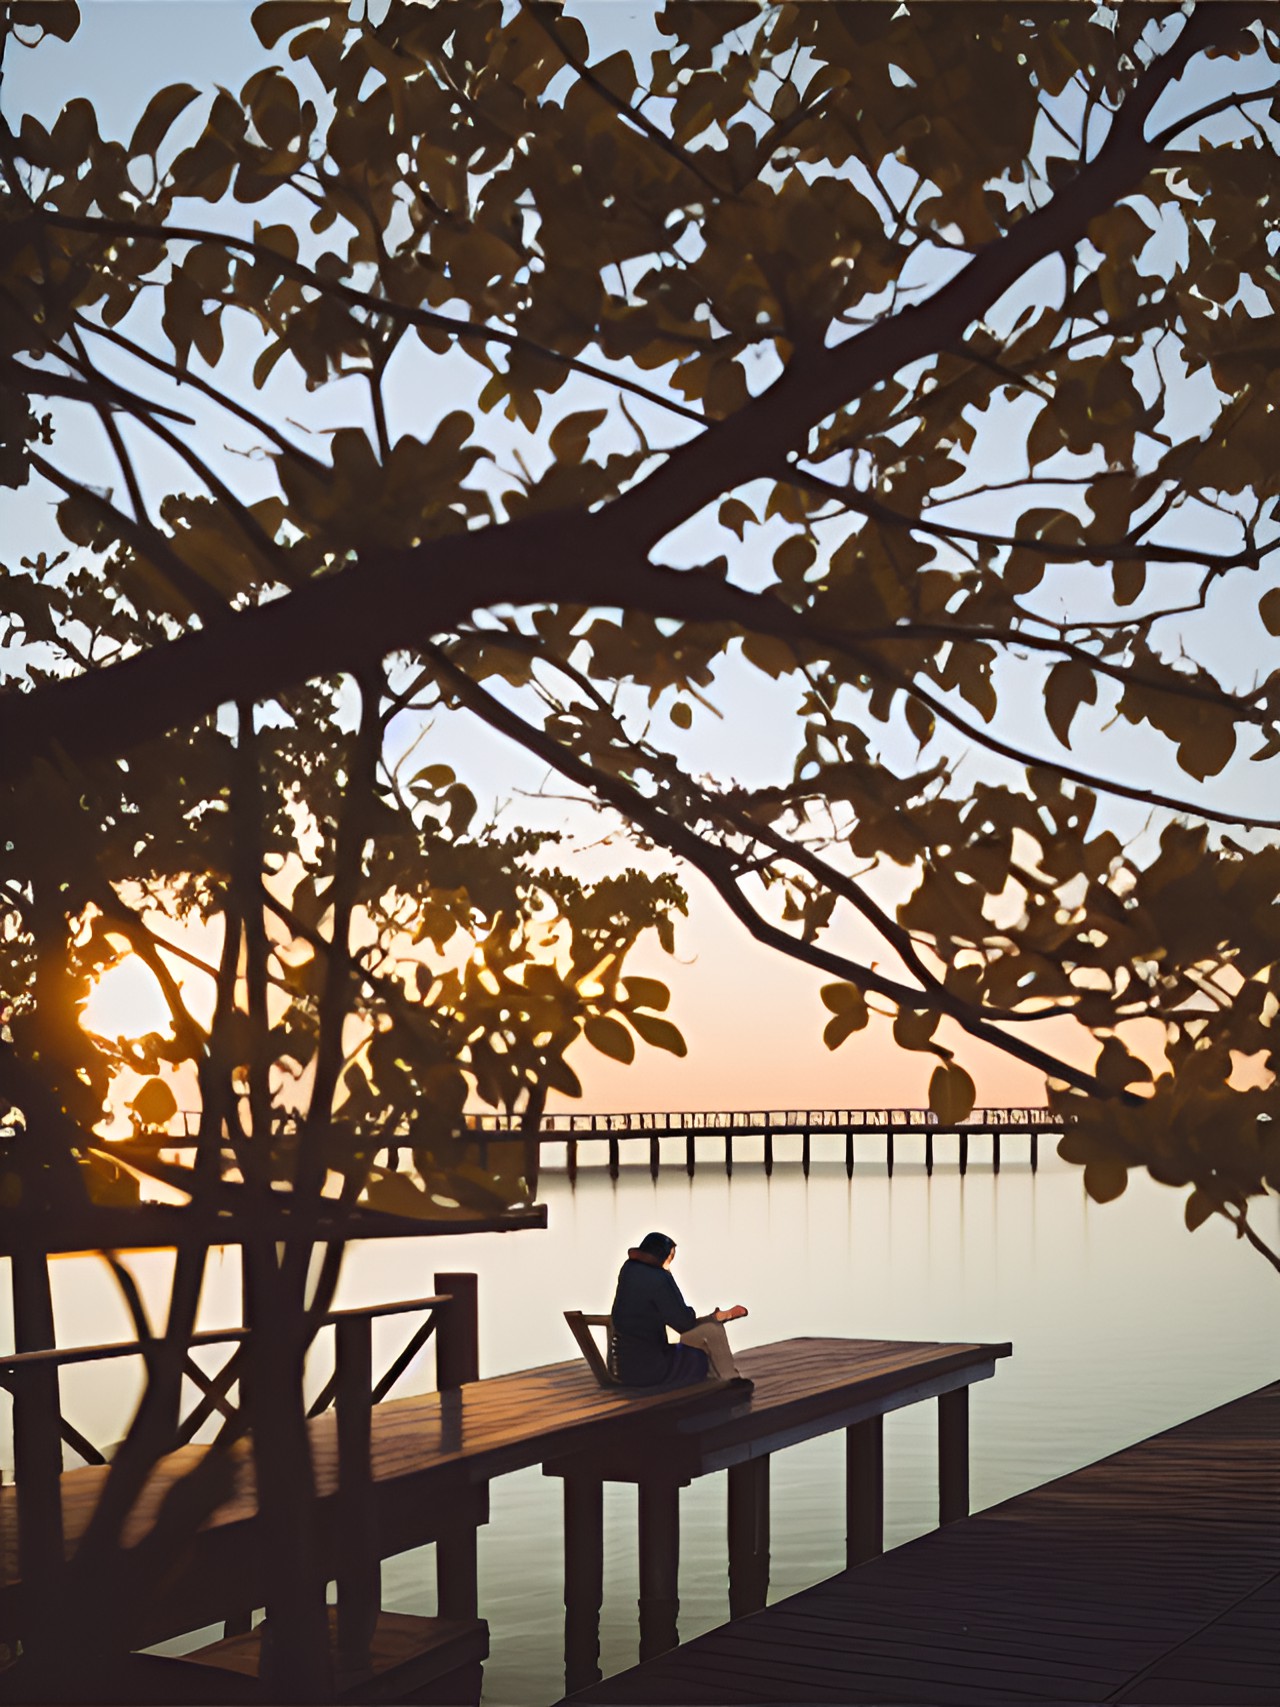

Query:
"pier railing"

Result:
[[158, 1106, 1064, 1184], [476, 1105, 1064, 1179], [0, 1280, 479, 1674], [461, 1105, 1060, 1132]]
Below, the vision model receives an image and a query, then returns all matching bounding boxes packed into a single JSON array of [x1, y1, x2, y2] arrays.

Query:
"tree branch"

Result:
[[786, 459, 1269, 575], [36, 211, 706, 427], [425, 645, 1133, 1102], [520, 0, 726, 196]]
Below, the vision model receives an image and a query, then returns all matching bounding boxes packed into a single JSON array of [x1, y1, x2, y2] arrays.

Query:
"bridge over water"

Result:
[[160, 1106, 1066, 1184], [465, 1107, 1065, 1179]]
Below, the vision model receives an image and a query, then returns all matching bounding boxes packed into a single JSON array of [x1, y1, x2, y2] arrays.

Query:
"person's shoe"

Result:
[[726, 1375, 755, 1393]]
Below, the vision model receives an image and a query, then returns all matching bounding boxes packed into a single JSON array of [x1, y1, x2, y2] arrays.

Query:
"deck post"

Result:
[[649, 1134, 660, 1179], [567, 1137, 578, 1183], [845, 1130, 853, 1176], [886, 1128, 894, 1176], [436, 1516, 479, 1621], [938, 1387, 970, 1525], [637, 1478, 682, 1660], [686, 1132, 695, 1177], [845, 1415, 884, 1567], [925, 1129, 934, 1174], [724, 1133, 733, 1177], [608, 1134, 620, 1179], [9, 1250, 64, 1643], [562, 1474, 605, 1695], [764, 1129, 774, 1176], [992, 1130, 1001, 1174], [435, 1271, 479, 1389], [958, 1130, 969, 1174], [334, 1313, 378, 1675], [727, 1455, 770, 1618], [801, 1131, 811, 1178], [433, 1272, 481, 1623], [1030, 1129, 1039, 1171], [9, 1360, 66, 1607]]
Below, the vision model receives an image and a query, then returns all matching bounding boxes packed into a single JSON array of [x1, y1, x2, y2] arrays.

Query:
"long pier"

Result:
[[566, 1379, 1280, 1706], [471, 1106, 1063, 1179], [165, 1106, 1064, 1182], [0, 1286, 1010, 1703]]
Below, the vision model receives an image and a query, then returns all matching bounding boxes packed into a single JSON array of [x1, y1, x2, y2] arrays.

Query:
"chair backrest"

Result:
[[563, 1311, 619, 1388]]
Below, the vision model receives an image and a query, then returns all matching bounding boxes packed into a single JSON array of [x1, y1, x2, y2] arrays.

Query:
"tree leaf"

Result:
[[583, 1014, 635, 1063], [550, 409, 606, 467], [622, 976, 670, 1012], [718, 497, 755, 540], [893, 1008, 941, 1053], [130, 1077, 178, 1128], [1184, 1187, 1217, 1232], [1112, 558, 1145, 607], [131, 84, 199, 157], [823, 1008, 867, 1050], [1083, 1159, 1128, 1203], [11, 2, 79, 42], [821, 981, 868, 1019], [928, 1063, 976, 1125], [630, 1012, 688, 1056], [251, 1, 333, 48], [1044, 660, 1098, 750]]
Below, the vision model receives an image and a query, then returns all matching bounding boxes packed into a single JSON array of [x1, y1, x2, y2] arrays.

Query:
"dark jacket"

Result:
[[610, 1251, 710, 1386]]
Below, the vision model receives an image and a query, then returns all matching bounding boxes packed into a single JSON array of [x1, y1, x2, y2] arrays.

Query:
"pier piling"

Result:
[[563, 1474, 605, 1695], [938, 1387, 970, 1525], [727, 1456, 771, 1619], [637, 1479, 682, 1660], [845, 1414, 885, 1568]]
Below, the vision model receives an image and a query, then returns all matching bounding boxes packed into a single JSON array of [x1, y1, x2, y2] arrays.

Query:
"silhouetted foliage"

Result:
[[4, 4, 1280, 1687], [4, 2, 1280, 1256]]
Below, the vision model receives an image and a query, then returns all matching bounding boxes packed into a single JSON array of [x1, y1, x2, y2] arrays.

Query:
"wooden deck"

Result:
[[0, 1337, 1006, 1650], [566, 1380, 1280, 1705]]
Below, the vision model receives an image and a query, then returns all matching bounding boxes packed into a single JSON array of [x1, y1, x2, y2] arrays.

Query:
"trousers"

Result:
[[678, 1317, 742, 1380]]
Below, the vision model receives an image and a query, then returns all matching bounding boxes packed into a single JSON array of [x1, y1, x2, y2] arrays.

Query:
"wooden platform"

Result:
[[565, 1380, 1280, 1705], [543, 1336, 1008, 1483], [0, 1337, 1006, 1649], [179, 1609, 487, 1705]]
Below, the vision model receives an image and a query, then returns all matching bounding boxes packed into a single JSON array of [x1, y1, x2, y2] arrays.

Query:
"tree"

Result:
[[5, 0, 1280, 1234], [2, 0, 1279, 1684]]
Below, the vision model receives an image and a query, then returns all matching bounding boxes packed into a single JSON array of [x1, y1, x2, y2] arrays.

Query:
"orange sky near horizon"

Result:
[[80, 862, 1085, 1130]]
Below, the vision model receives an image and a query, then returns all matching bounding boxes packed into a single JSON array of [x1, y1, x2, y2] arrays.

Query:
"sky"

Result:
[[5, 1, 1274, 1119]]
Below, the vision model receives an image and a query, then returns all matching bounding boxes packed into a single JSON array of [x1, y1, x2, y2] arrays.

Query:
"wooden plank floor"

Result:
[[568, 1381, 1280, 1705], [0, 1337, 1003, 1642]]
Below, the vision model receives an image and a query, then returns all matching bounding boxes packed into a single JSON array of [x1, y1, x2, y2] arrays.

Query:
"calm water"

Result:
[[5, 1142, 1278, 1705]]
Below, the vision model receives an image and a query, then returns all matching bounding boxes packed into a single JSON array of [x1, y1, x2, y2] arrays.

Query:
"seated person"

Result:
[[609, 1231, 749, 1389]]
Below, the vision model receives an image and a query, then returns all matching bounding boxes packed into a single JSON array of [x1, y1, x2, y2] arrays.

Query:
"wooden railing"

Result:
[[461, 1106, 1062, 1133], [0, 1275, 480, 1674], [150, 1106, 1062, 1184], [463, 1107, 1064, 1179]]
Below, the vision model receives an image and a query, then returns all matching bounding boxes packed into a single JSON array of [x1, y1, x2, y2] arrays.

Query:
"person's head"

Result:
[[636, 1230, 677, 1269]]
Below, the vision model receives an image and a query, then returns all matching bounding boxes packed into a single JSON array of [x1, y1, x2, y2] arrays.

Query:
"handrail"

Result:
[[0, 1293, 468, 1461], [0, 1295, 452, 1375], [161, 1106, 1066, 1139], [318, 1293, 449, 1325], [0, 1275, 479, 1679], [460, 1106, 1064, 1132], [0, 1326, 252, 1376], [305, 1293, 454, 1419]]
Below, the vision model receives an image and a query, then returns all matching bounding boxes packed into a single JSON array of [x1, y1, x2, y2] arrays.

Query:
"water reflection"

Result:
[[3, 1154, 1276, 1706]]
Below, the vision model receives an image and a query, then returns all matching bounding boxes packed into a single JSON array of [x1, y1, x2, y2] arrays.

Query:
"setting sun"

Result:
[[80, 957, 173, 1042]]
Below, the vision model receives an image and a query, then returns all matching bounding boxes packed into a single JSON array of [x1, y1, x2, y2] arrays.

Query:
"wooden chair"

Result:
[[563, 1312, 619, 1388]]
